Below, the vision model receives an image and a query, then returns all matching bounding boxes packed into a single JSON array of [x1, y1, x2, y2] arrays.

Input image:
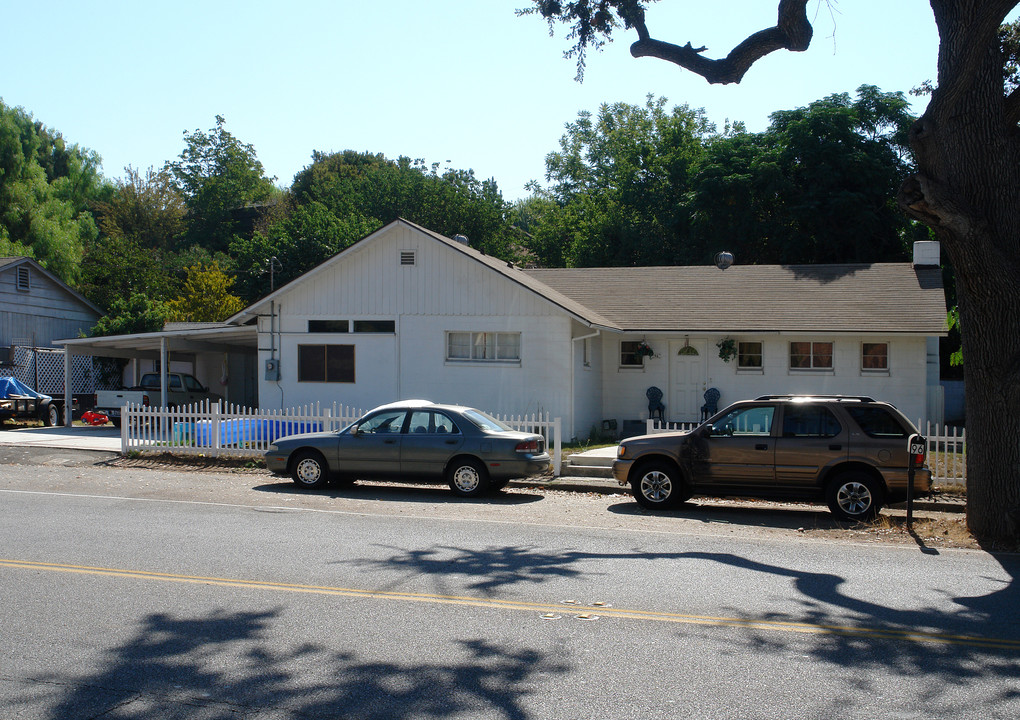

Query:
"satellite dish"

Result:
[[714, 251, 734, 270]]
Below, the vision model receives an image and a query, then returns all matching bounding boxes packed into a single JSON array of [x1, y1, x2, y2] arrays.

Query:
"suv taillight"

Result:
[[515, 439, 540, 454]]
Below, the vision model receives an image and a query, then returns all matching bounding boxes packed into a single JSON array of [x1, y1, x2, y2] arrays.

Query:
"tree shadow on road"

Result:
[[35, 608, 568, 719]]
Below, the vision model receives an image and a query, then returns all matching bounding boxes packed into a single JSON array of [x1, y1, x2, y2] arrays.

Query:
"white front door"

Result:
[[669, 339, 708, 422]]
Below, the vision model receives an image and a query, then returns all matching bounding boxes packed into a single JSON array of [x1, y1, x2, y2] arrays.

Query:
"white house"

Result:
[[60, 219, 947, 439]]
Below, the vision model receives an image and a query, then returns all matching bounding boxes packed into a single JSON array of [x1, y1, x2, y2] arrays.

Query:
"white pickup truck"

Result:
[[93, 373, 223, 425]]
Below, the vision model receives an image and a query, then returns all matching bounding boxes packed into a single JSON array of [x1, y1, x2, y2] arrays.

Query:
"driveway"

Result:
[[0, 424, 121, 452]]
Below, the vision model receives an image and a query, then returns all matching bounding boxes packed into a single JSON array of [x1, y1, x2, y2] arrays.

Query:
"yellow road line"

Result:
[[3, 558, 1016, 650]]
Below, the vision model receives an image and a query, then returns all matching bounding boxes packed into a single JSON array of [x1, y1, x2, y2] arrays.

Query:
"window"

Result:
[[738, 341, 763, 369], [710, 405, 775, 437], [844, 406, 910, 438], [353, 320, 395, 333], [790, 341, 833, 369], [782, 405, 842, 438], [308, 320, 349, 333], [16, 266, 29, 291], [298, 344, 355, 382], [446, 332, 521, 362], [862, 342, 889, 371], [408, 410, 460, 434], [620, 341, 643, 367], [356, 410, 406, 434]]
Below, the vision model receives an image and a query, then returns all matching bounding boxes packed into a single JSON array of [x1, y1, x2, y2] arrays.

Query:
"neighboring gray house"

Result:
[[60, 219, 948, 438], [0, 257, 103, 393]]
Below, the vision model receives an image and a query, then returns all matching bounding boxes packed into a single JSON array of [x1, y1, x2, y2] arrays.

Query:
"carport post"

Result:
[[160, 337, 168, 407], [63, 348, 72, 427]]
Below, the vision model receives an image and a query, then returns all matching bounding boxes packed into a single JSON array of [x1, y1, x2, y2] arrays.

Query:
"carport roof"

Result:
[[55, 323, 257, 360]]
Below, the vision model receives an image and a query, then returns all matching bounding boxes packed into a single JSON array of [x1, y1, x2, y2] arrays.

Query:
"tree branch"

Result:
[[628, 0, 812, 84]]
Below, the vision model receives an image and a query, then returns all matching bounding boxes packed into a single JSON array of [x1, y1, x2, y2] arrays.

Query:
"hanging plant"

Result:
[[635, 341, 655, 360], [717, 337, 737, 363]]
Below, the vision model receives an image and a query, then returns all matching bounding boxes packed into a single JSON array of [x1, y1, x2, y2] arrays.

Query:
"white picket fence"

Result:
[[644, 418, 966, 485], [121, 401, 562, 476]]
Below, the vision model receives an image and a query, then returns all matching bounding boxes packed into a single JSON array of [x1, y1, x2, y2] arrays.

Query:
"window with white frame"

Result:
[[790, 341, 833, 370], [862, 342, 889, 371], [737, 341, 763, 369], [446, 332, 521, 362]]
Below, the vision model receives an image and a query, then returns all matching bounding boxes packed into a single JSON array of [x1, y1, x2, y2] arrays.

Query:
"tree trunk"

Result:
[[901, 2, 1020, 543]]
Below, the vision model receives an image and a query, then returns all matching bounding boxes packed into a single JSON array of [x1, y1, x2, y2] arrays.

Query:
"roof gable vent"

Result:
[[16, 265, 30, 290], [400, 250, 416, 266]]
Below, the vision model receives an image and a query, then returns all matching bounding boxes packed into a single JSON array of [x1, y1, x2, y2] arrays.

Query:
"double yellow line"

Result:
[[4, 558, 1017, 650]]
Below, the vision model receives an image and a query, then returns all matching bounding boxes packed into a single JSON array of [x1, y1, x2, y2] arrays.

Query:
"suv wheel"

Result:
[[632, 462, 685, 510], [827, 472, 882, 521]]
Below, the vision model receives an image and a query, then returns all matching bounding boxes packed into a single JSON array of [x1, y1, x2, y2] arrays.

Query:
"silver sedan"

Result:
[[265, 400, 551, 497]]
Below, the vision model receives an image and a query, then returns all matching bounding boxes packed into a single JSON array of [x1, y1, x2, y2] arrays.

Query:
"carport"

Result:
[[54, 324, 259, 427]]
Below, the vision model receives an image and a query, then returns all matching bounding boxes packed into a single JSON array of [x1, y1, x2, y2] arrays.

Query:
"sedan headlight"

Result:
[[617, 444, 628, 459], [268, 444, 279, 452]]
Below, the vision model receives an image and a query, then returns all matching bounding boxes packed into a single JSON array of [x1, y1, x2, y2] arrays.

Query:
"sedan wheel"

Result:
[[632, 462, 683, 510], [827, 472, 882, 521], [447, 458, 490, 497], [291, 450, 330, 489]]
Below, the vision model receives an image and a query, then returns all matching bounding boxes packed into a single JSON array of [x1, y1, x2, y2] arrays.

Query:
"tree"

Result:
[[91, 293, 168, 337], [0, 99, 101, 284], [164, 263, 245, 322], [690, 85, 922, 265], [536, 96, 712, 266], [166, 116, 278, 253], [524, 0, 1020, 544]]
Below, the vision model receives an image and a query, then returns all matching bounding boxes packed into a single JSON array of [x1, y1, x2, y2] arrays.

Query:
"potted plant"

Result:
[[717, 337, 737, 363], [635, 341, 655, 360]]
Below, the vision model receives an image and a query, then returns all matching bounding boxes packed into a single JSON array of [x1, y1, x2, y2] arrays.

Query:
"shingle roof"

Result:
[[525, 263, 946, 334]]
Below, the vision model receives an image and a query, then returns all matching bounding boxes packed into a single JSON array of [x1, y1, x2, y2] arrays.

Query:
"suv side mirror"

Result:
[[708, 423, 734, 438]]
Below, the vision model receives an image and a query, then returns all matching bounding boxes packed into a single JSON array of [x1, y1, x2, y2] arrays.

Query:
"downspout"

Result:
[[570, 328, 601, 441]]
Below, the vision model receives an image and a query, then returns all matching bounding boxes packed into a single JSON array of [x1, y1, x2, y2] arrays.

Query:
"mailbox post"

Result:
[[906, 433, 925, 528]]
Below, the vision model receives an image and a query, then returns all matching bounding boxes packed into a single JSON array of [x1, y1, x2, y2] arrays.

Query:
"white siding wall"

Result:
[[600, 334, 934, 430], [571, 330, 604, 441], [257, 224, 575, 424]]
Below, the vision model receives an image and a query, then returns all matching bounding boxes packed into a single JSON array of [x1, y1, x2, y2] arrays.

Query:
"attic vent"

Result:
[[400, 250, 416, 266], [453, 234, 469, 245], [16, 266, 30, 291]]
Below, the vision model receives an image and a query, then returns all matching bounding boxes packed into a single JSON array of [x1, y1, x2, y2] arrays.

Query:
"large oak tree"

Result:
[[523, 0, 1020, 544]]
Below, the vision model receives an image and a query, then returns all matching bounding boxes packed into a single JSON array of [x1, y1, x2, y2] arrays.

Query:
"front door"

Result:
[[669, 339, 707, 422]]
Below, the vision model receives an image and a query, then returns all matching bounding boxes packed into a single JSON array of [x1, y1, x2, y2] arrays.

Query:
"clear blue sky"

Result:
[[3, 1, 948, 200]]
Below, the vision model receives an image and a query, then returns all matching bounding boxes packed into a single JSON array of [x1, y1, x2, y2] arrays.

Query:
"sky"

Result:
[[3, 0, 949, 201]]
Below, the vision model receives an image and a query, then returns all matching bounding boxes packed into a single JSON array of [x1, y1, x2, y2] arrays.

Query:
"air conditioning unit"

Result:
[[264, 358, 280, 381]]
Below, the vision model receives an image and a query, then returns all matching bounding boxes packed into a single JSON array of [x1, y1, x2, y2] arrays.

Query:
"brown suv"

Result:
[[612, 395, 930, 521]]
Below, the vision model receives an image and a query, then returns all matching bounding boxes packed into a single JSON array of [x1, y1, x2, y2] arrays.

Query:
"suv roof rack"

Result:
[[753, 394, 877, 403]]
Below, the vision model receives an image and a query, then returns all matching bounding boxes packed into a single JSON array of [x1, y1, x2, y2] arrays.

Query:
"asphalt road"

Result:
[[1, 452, 1018, 719]]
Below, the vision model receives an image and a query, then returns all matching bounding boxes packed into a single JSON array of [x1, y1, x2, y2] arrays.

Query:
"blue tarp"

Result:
[[190, 418, 323, 446], [0, 377, 50, 401]]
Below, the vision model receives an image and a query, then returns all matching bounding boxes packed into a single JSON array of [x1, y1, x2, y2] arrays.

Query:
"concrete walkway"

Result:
[[0, 425, 121, 452]]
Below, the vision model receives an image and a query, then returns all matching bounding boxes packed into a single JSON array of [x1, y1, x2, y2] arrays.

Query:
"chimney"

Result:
[[913, 240, 940, 268]]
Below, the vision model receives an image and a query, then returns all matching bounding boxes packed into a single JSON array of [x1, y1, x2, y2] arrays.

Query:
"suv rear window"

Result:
[[844, 406, 910, 438], [782, 405, 842, 438]]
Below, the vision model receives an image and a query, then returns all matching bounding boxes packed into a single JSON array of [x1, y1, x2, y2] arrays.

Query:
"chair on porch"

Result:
[[646, 386, 665, 420], [701, 387, 721, 420]]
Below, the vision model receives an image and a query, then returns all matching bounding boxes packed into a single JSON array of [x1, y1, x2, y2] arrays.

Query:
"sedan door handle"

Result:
[[755, 443, 769, 451], [829, 444, 842, 451], [384, 439, 397, 445], [445, 440, 458, 445]]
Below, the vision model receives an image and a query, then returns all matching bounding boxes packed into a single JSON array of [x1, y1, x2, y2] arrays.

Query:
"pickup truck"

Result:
[[94, 373, 223, 425]]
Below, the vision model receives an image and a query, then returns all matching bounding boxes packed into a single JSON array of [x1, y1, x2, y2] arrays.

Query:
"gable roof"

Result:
[[226, 218, 617, 328], [526, 263, 946, 334], [0, 256, 104, 315], [225, 220, 946, 336]]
